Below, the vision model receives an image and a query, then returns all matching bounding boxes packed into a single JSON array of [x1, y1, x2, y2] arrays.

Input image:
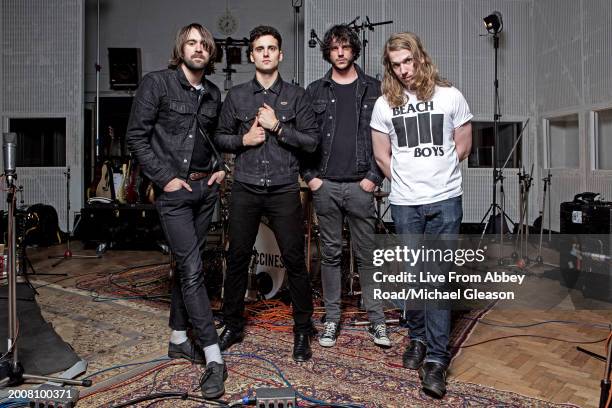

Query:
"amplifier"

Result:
[[75, 203, 165, 251], [559, 193, 612, 302]]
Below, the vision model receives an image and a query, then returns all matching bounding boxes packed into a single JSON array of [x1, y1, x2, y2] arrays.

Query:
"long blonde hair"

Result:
[[381, 32, 451, 108]]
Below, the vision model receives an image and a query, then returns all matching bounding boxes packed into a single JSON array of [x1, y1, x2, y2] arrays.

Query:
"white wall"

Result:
[[535, 0, 612, 231], [0, 0, 84, 230]]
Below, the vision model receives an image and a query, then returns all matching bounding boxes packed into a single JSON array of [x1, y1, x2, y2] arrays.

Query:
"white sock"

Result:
[[204, 344, 223, 365], [169, 330, 188, 345]]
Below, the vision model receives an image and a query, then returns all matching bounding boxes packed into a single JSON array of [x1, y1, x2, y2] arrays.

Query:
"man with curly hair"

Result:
[[304, 24, 390, 349]]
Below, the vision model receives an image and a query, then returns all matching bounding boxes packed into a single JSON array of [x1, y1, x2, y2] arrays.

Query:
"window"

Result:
[[594, 108, 612, 170], [545, 114, 579, 169], [9, 118, 66, 167], [468, 121, 524, 168]]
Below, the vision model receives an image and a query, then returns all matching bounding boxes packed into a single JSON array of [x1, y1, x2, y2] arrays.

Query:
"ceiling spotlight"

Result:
[[483, 11, 503, 34]]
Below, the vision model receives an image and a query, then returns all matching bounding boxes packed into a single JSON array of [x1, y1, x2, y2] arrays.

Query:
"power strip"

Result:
[[255, 387, 296, 408]]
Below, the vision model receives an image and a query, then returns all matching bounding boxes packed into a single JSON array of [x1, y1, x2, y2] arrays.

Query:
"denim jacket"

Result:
[[215, 76, 319, 187], [126, 68, 222, 189], [303, 64, 383, 185]]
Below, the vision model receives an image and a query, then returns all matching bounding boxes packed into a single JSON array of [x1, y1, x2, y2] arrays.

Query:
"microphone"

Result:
[[3, 132, 17, 184]]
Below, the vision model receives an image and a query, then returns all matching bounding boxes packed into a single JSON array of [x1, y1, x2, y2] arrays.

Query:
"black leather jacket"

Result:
[[303, 64, 383, 185], [215, 76, 319, 187], [126, 68, 222, 189]]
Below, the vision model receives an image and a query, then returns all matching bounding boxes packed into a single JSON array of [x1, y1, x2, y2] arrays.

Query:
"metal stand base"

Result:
[[0, 358, 91, 388]]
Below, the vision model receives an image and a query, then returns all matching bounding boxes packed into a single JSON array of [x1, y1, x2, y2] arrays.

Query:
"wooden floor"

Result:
[[20, 242, 611, 408]]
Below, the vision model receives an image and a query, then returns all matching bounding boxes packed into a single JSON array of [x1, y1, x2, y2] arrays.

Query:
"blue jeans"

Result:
[[391, 195, 462, 367]]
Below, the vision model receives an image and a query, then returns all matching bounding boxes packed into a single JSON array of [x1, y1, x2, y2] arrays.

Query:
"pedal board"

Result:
[[27, 384, 79, 408], [255, 387, 296, 408]]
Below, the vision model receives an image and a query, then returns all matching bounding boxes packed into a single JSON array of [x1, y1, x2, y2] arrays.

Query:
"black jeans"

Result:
[[223, 184, 314, 333], [155, 177, 219, 348]]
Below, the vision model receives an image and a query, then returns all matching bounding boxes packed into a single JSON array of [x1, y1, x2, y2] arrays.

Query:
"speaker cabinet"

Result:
[[108, 48, 141, 90]]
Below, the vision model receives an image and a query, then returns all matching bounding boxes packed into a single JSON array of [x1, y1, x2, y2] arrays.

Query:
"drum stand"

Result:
[[1, 171, 92, 389], [48, 167, 100, 267], [511, 165, 533, 265], [374, 188, 391, 234]]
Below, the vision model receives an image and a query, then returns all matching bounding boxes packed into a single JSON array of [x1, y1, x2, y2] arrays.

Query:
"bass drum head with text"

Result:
[[253, 222, 286, 299]]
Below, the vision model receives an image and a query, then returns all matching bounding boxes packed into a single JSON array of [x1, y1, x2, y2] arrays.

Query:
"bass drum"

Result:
[[253, 222, 286, 299]]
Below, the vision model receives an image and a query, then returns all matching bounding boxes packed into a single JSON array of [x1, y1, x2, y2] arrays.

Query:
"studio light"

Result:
[[483, 11, 503, 34], [308, 29, 319, 48]]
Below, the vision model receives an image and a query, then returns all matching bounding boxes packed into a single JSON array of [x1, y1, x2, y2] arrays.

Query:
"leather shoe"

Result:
[[218, 327, 244, 351], [200, 361, 228, 399], [292, 332, 312, 362], [402, 339, 426, 369], [167, 340, 204, 364], [419, 361, 447, 399]]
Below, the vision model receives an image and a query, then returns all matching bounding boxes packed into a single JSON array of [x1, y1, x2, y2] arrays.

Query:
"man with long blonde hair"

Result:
[[371, 32, 472, 399]]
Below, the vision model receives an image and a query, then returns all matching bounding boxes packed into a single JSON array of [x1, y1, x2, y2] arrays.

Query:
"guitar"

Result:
[[125, 160, 140, 204], [115, 160, 130, 204], [95, 161, 114, 199]]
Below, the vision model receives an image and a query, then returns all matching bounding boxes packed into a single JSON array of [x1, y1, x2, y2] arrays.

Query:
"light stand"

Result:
[[0, 139, 91, 389], [48, 167, 101, 267], [479, 12, 512, 265], [292, 0, 302, 85], [479, 119, 529, 264]]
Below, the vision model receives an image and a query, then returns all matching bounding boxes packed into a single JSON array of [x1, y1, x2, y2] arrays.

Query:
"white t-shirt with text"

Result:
[[370, 85, 473, 205]]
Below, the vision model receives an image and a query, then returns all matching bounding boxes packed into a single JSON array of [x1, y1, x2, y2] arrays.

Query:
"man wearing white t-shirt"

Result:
[[371, 32, 472, 399]]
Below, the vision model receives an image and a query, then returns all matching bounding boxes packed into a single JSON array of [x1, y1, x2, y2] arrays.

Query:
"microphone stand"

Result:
[[48, 167, 101, 267], [1, 169, 92, 388], [346, 16, 393, 73]]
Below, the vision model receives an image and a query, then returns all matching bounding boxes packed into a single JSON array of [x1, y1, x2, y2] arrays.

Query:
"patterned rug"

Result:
[[34, 267, 574, 407], [76, 323, 573, 407]]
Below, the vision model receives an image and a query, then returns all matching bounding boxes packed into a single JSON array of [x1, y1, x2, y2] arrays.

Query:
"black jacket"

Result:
[[126, 68, 222, 189], [303, 64, 383, 185], [215, 76, 319, 187]]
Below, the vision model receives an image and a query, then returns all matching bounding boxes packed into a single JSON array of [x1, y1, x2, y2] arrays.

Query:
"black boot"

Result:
[[200, 361, 228, 399], [419, 361, 447, 399], [402, 339, 426, 369], [167, 339, 205, 364], [292, 332, 312, 362], [218, 327, 244, 351]]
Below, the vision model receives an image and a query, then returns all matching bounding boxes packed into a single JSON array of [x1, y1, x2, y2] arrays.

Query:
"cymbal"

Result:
[[373, 190, 390, 198]]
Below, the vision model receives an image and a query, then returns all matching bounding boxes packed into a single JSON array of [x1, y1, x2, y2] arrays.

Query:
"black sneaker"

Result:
[[368, 323, 392, 348], [418, 361, 447, 399], [167, 340, 205, 364], [318, 321, 339, 347], [402, 339, 426, 369], [200, 361, 228, 399]]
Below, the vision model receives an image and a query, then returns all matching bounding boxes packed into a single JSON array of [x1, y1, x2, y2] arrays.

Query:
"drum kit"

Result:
[[186, 165, 394, 302]]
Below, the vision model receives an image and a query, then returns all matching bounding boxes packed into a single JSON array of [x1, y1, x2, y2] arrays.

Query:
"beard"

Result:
[[183, 55, 208, 72]]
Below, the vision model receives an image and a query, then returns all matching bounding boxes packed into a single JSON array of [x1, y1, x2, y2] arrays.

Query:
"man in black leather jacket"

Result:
[[215, 25, 319, 362], [126, 23, 227, 399], [303, 25, 389, 349]]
